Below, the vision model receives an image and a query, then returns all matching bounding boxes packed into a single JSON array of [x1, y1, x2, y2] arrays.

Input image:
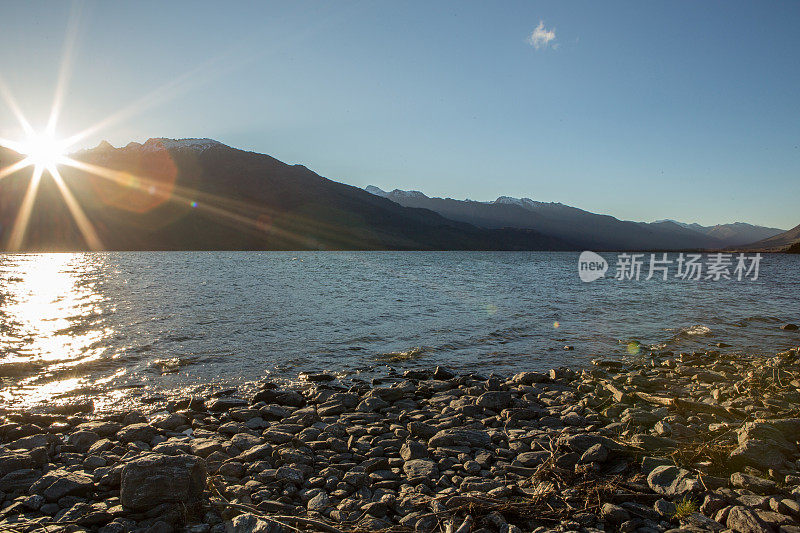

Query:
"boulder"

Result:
[[729, 439, 786, 470], [600, 503, 630, 524], [730, 472, 778, 494], [207, 397, 248, 412], [580, 444, 609, 464], [403, 459, 438, 484], [0, 469, 41, 492], [117, 423, 156, 444], [428, 429, 491, 449], [227, 513, 272, 533], [120, 454, 206, 514], [400, 441, 428, 461], [307, 491, 330, 513], [67, 431, 101, 453], [726, 505, 771, 533], [30, 469, 93, 501], [646, 465, 700, 497], [0, 449, 45, 476], [252, 389, 304, 407], [475, 391, 512, 411]]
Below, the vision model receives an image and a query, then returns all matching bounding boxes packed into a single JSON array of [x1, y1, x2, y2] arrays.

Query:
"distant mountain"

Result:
[[741, 223, 800, 252], [654, 219, 785, 247], [366, 186, 726, 251], [0, 139, 572, 251]]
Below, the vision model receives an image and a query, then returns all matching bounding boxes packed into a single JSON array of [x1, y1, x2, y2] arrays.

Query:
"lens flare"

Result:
[[626, 341, 641, 355]]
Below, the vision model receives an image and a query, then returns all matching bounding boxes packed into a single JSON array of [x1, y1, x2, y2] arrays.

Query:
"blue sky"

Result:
[[1, 1, 798, 229]]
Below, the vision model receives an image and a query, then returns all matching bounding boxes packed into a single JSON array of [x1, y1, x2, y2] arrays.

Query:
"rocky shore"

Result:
[[2, 347, 800, 533]]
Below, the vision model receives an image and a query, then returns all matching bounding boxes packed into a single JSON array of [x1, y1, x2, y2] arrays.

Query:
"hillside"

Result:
[[0, 139, 572, 251]]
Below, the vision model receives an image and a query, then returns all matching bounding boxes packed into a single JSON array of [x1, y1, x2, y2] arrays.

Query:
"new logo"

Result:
[[578, 251, 608, 282]]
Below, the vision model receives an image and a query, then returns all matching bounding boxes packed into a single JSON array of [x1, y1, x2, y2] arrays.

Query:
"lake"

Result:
[[0, 251, 798, 410]]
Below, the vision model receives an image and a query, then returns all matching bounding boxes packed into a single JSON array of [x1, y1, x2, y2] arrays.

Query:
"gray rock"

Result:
[[407, 421, 438, 440], [88, 438, 114, 455], [227, 513, 272, 533], [307, 491, 330, 513], [776, 499, 800, 517], [514, 451, 549, 468], [207, 397, 249, 411], [680, 512, 725, 531], [737, 421, 795, 452], [726, 505, 771, 533], [120, 453, 206, 513], [9, 434, 54, 450], [755, 509, 794, 528], [647, 465, 699, 497], [403, 459, 438, 484], [30, 469, 93, 501], [580, 443, 608, 464], [512, 371, 548, 385], [236, 443, 272, 463], [701, 494, 728, 517], [0, 450, 44, 476], [357, 397, 388, 412], [731, 472, 778, 494], [154, 413, 190, 431], [117, 423, 156, 444], [463, 460, 481, 474], [0, 469, 41, 492], [229, 433, 261, 452], [276, 465, 304, 484], [476, 391, 512, 411], [68, 431, 101, 453], [428, 429, 491, 449], [400, 441, 428, 461], [57, 502, 112, 526], [641, 456, 672, 476], [433, 366, 455, 380], [218, 461, 246, 478], [730, 439, 786, 470], [653, 498, 676, 518], [600, 503, 630, 524], [262, 429, 293, 445], [255, 389, 305, 407], [75, 421, 122, 437]]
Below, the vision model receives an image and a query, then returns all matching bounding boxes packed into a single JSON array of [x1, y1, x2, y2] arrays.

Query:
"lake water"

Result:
[[0, 251, 798, 410]]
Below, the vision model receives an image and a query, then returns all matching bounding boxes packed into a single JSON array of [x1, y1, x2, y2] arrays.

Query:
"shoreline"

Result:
[[1, 347, 800, 532]]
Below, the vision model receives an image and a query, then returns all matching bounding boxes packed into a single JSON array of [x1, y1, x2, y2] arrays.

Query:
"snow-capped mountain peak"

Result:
[[365, 186, 428, 200], [494, 196, 557, 209], [141, 138, 226, 152]]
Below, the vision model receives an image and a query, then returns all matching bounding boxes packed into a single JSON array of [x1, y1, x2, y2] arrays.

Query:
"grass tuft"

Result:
[[672, 496, 699, 520]]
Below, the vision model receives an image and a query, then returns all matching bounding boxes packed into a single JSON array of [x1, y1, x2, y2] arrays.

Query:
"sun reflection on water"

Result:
[[0, 253, 114, 407]]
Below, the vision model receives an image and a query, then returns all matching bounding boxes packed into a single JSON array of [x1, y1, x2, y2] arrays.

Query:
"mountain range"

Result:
[[741, 223, 800, 252], [0, 139, 568, 251], [0, 137, 795, 251], [365, 187, 789, 251], [652, 220, 787, 247]]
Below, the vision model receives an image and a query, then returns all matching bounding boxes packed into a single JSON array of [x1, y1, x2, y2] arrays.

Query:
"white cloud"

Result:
[[528, 20, 557, 50]]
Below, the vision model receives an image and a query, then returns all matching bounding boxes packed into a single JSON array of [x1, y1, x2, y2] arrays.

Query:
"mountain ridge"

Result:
[[0, 139, 572, 251], [0, 136, 790, 252], [366, 185, 787, 249]]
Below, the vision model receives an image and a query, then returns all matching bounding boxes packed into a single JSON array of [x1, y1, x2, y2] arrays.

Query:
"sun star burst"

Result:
[[18, 133, 69, 169]]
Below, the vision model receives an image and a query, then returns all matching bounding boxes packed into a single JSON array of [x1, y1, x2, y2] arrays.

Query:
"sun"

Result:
[[18, 132, 68, 169]]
